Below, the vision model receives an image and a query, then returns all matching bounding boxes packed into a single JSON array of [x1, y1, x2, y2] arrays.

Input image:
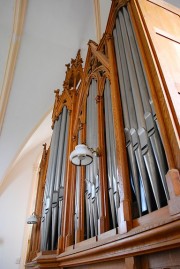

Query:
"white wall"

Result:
[[0, 145, 42, 269]]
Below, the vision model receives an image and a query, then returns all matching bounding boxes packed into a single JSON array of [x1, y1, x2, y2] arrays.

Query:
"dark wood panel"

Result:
[[147, 248, 180, 269], [69, 259, 125, 269]]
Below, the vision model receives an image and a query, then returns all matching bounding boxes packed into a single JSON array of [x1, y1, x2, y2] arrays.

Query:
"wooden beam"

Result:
[[89, 41, 110, 70], [93, 0, 102, 42]]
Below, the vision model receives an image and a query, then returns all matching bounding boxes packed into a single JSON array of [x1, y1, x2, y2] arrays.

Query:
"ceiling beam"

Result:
[[93, 0, 102, 42], [0, 0, 27, 134]]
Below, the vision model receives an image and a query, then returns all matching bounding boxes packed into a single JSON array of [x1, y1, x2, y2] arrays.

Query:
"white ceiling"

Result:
[[165, 0, 180, 7], [0, 0, 15, 96], [0, 0, 111, 186]]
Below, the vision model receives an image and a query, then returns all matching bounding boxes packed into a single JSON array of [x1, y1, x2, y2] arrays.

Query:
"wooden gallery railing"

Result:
[[26, 0, 180, 268]]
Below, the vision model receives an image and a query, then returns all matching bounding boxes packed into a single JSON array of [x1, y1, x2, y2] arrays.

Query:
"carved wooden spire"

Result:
[[51, 50, 83, 128], [63, 49, 83, 90]]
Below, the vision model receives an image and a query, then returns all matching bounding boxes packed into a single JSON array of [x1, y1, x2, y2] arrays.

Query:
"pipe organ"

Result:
[[26, 0, 180, 268], [113, 6, 169, 217], [41, 106, 69, 251]]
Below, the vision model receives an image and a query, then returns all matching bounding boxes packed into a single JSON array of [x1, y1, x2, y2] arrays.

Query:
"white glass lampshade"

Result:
[[27, 213, 38, 224], [70, 144, 93, 166]]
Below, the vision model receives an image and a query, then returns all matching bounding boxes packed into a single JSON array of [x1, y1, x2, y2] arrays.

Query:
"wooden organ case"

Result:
[[26, 0, 180, 268]]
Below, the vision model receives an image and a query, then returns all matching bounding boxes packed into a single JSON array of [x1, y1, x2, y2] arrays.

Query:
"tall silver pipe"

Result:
[[106, 80, 121, 220], [118, 10, 161, 208], [46, 116, 62, 195], [106, 80, 119, 185], [114, 12, 152, 213], [104, 81, 117, 227], [85, 179, 90, 238], [51, 107, 67, 249], [92, 80, 99, 235], [54, 107, 67, 191], [85, 80, 100, 237], [58, 109, 69, 237], [41, 116, 62, 250], [75, 166, 80, 233], [74, 130, 81, 242], [44, 116, 62, 249], [90, 80, 97, 236], [122, 7, 169, 201], [113, 23, 144, 215], [85, 84, 91, 238]]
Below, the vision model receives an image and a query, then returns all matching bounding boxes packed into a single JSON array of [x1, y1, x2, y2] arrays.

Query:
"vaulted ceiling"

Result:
[[0, 0, 111, 186]]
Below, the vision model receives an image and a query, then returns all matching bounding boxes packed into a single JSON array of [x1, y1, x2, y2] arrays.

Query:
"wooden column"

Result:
[[96, 83, 110, 233], [106, 34, 132, 233], [166, 169, 180, 215], [75, 123, 86, 243], [125, 257, 141, 269]]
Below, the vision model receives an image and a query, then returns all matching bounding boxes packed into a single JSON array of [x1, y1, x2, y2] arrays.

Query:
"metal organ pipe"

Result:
[[85, 84, 91, 238], [86, 83, 93, 238], [114, 21, 146, 215], [106, 80, 121, 219], [123, 7, 169, 201], [114, 18, 148, 215], [58, 109, 69, 238], [91, 80, 99, 236], [40, 106, 69, 251], [85, 80, 100, 238], [52, 107, 68, 249], [41, 115, 62, 250], [113, 6, 169, 216], [104, 80, 118, 227], [74, 130, 81, 242]]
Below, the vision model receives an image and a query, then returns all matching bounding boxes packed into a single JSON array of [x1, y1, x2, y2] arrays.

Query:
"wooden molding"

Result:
[[26, 213, 180, 268], [59, 217, 180, 266], [154, 27, 180, 44], [0, 0, 27, 133], [167, 169, 180, 215], [147, 0, 180, 16]]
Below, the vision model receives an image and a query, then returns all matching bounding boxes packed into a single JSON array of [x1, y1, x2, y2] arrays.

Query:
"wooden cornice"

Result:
[[25, 212, 180, 268], [26, 252, 58, 268], [58, 217, 180, 267]]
